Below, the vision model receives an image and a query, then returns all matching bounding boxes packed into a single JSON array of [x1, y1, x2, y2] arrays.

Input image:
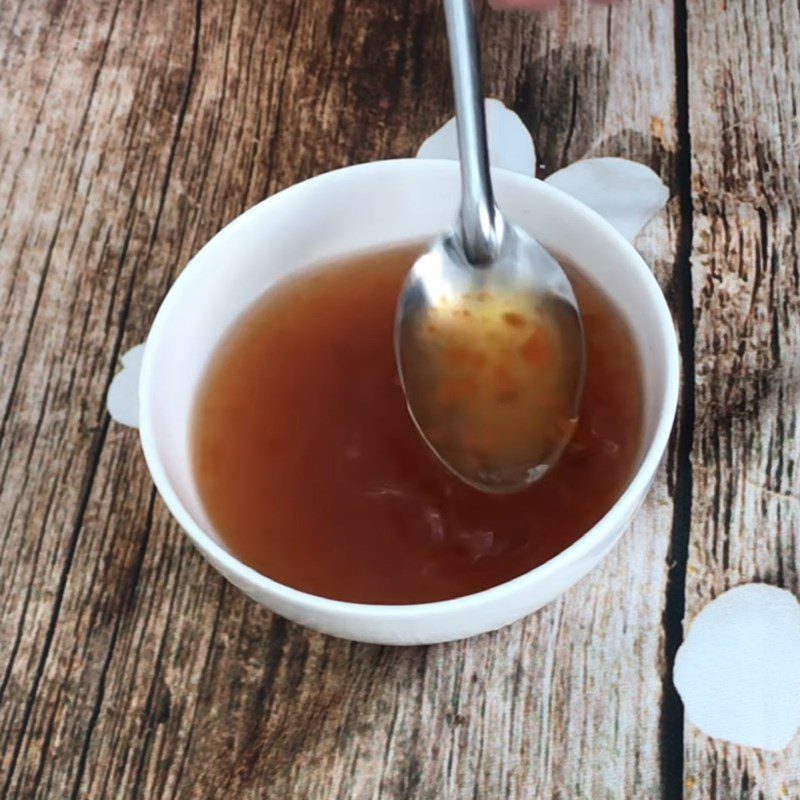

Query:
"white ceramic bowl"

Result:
[[139, 159, 679, 645]]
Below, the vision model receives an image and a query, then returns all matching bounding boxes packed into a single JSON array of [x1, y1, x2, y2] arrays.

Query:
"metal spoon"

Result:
[[394, 0, 585, 493]]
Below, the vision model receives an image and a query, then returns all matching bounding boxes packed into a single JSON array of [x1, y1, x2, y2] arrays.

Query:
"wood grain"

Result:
[[1, 0, 793, 797], [683, 0, 800, 796]]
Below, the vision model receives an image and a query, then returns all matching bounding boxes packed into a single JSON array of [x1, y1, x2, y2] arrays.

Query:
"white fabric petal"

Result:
[[107, 343, 145, 428], [544, 157, 669, 242], [416, 98, 536, 176], [674, 584, 800, 752]]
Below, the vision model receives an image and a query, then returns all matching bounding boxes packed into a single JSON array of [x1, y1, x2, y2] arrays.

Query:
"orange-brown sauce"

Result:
[[191, 244, 643, 604], [400, 280, 583, 485]]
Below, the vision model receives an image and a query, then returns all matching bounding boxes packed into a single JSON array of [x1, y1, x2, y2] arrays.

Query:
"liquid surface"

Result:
[[192, 244, 643, 604]]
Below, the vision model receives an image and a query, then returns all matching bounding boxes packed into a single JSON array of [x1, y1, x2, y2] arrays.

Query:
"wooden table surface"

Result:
[[2, 0, 799, 797]]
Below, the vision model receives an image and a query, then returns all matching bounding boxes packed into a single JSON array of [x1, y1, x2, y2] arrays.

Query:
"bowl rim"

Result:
[[139, 157, 680, 620]]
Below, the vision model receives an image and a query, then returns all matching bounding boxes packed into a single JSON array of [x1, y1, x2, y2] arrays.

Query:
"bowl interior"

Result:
[[141, 159, 676, 570]]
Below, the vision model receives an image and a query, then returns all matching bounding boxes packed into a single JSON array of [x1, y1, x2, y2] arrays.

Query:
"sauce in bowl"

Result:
[[191, 244, 643, 604]]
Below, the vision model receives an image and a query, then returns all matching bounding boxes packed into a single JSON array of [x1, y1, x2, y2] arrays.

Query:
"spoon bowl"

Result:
[[396, 219, 584, 492]]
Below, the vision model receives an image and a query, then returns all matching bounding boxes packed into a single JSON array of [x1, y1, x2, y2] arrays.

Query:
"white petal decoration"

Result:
[[107, 343, 145, 429], [545, 157, 669, 242], [674, 584, 800, 752], [416, 98, 536, 176]]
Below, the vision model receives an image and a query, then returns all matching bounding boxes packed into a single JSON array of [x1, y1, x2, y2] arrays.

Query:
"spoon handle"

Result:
[[443, 0, 501, 265]]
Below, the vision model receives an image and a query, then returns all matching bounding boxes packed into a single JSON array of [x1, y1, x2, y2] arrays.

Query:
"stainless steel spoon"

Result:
[[394, 0, 585, 493]]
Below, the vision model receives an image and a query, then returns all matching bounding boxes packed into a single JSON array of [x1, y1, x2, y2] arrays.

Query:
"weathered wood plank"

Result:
[[0, 1, 680, 797], [684, 0, 800, 796]]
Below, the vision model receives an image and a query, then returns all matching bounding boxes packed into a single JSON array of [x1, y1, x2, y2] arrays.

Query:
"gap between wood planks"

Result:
[[660, 0, 695, 798]]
